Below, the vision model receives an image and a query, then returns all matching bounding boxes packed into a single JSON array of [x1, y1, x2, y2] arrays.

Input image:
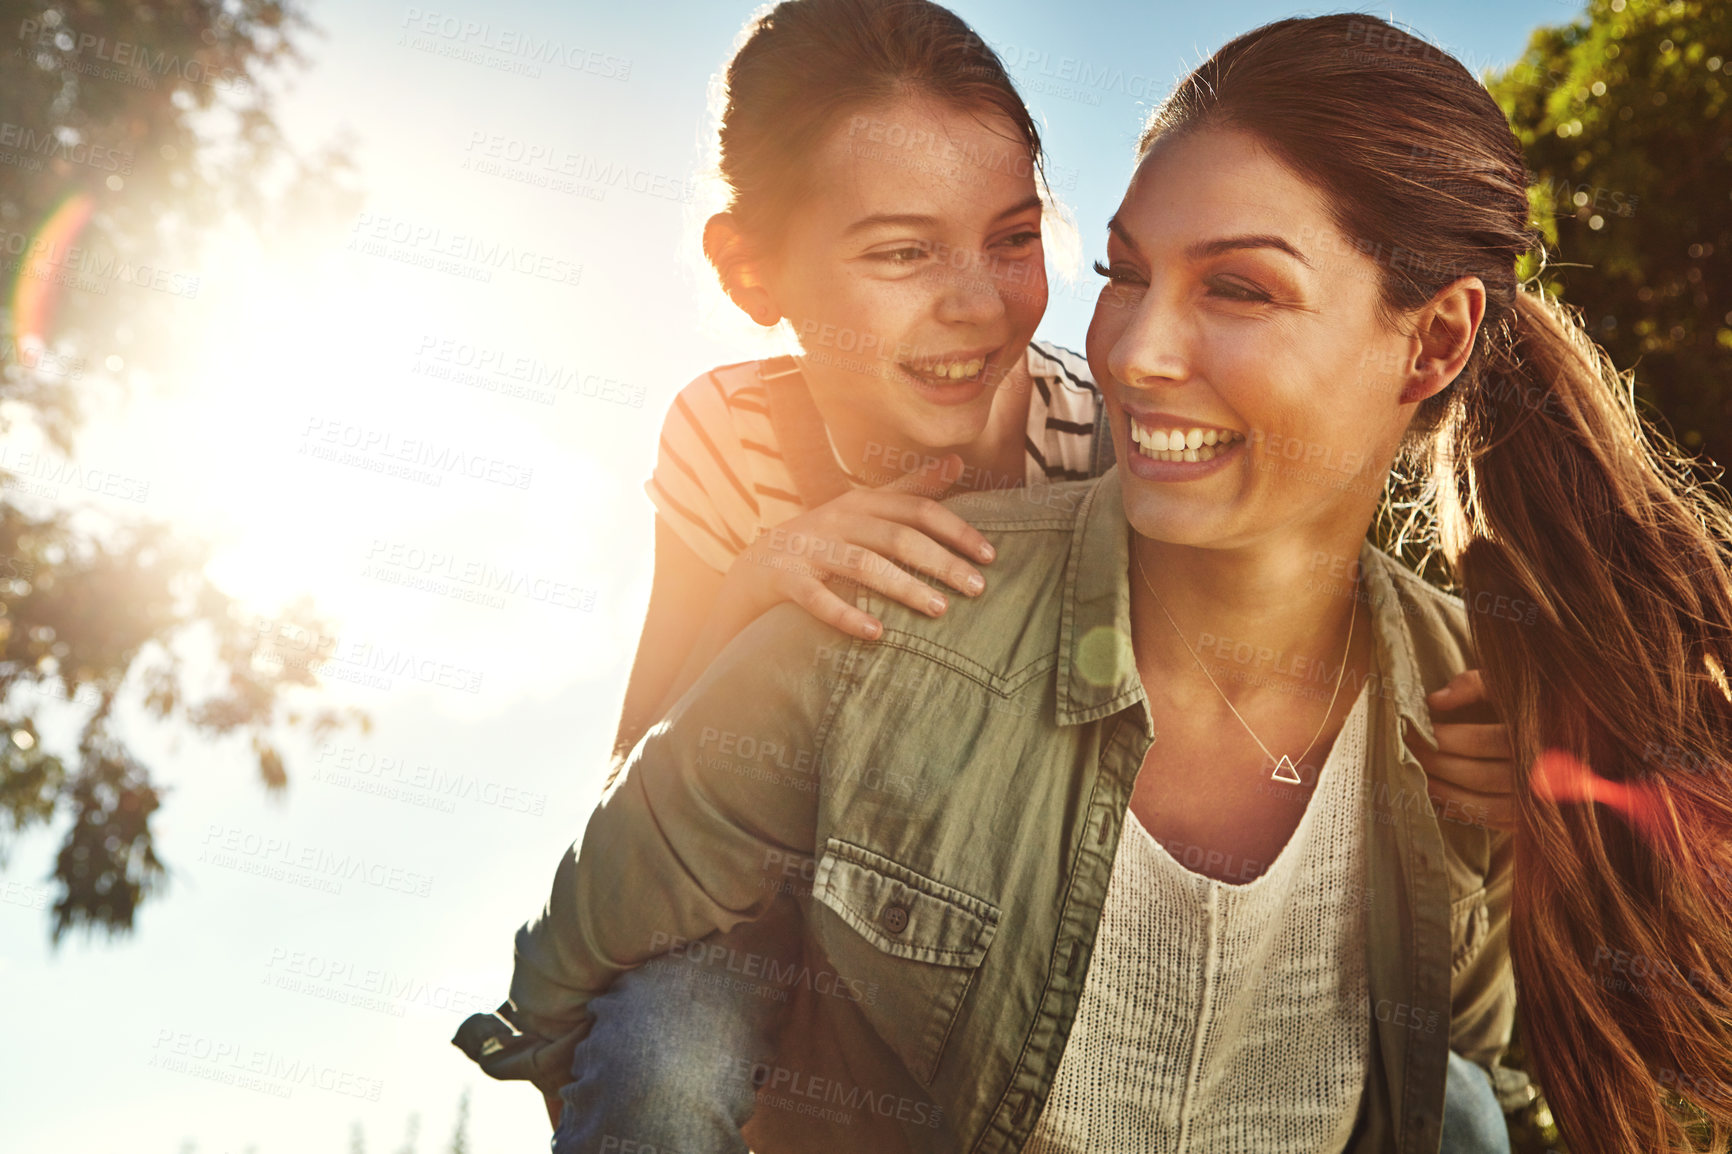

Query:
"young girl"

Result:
[[452, 3, 1526, 1149], [606, 0, 1112, 766]]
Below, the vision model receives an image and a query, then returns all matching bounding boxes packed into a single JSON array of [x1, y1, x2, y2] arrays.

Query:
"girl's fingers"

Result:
[[848, 516, 986, 597], [1419, 748, 1516, 796], [1432, 720, 1514, 761], [1422, 776, 1516, 832], [784, 574, 884, 640], [867, 491, 996, 570], [1429, 667, 1489, 711], [817, 541, 961, 618]]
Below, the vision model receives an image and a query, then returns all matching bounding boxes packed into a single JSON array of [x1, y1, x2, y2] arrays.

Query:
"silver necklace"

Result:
[[1132, 544, 1357, 784]]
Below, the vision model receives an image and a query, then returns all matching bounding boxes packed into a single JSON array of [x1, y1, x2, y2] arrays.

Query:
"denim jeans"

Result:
[[1441, 1049, 1513, 1154], [551, 906, 800, 1154], [554, 936, 1512, 1154]]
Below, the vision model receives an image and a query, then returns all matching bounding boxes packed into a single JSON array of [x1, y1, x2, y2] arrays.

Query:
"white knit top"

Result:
[[1025, 682, 1373, 1154]]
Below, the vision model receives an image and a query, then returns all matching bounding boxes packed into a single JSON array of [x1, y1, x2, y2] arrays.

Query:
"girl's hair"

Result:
[[709, 0, 1042, 275], [1141, 15, 1732, 1153]]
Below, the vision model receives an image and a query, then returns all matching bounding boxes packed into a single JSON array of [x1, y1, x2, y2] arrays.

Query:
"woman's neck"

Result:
[[813, 356, 1035, 492], [1129, 531, 1373, 713]]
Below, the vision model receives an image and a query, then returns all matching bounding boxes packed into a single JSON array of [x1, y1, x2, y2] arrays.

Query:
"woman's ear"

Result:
[[703, 213, 782, 328], [1399, 276, 1487, 404]]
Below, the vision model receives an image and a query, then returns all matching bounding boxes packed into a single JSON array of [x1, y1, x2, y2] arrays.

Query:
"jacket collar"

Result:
[[1055, 466, 1436, 744]]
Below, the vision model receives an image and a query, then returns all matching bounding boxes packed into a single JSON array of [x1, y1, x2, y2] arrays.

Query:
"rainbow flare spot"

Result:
[[8, 193, 95, 358]]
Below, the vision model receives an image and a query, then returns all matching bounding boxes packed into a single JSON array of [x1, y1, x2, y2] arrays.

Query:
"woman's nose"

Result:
[[1106, 289, 1190, 390]]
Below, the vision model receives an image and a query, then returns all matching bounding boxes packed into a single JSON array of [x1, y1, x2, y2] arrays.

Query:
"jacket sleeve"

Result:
[[451, 603, 842, 1093]]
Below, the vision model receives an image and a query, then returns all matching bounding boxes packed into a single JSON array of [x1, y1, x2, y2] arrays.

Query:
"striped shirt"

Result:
[[645, 340, 1105, 573]]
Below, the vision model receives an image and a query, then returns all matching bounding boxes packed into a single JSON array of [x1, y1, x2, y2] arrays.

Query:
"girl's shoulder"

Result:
[[1026, 340, 1097, 395], [666, 359, 777, 423]]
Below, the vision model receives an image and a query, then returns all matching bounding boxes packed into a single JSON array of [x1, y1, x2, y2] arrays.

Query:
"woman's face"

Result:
[[1087, 127, 1423, 550], [763, 95, 1047, 451]]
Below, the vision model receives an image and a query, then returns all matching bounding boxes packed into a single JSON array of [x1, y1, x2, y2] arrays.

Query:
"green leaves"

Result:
[[1490, 0, 1732, 457]]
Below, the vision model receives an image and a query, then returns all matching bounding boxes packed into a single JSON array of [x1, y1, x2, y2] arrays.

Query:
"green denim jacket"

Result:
[[459, 467, 1516, 1152]]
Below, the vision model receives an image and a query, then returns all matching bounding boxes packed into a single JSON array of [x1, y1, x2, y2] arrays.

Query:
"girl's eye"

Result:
[[870, 246, 928, 264], [1092, 259, 1144, 286], [1000, 230, 1041, 249], [1209, 276, 1272, 303]]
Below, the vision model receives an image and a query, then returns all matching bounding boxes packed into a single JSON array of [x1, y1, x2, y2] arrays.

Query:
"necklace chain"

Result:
[[1131, 544, 1358, 783]]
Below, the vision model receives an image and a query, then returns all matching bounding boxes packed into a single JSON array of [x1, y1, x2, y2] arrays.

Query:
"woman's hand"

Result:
[[717, 452, 996, 640], [1411, 668, 1517, 832]]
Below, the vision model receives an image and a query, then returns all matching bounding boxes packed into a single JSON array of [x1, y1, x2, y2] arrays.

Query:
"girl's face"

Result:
[[763, 96, 1047, 451], [1087, 127, 1424, 549]]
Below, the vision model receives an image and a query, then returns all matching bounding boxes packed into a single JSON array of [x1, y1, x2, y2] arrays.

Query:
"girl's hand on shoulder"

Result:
[[1409, 668, 1517, 833], [721, 452, 995, 640]]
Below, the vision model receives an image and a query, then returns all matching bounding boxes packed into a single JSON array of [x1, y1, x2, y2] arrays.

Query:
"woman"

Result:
[[443, 8, 1586, 1150]]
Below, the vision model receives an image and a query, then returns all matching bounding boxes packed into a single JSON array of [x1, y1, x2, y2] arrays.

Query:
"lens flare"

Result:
[[8, 192, 96, 356], [1531, 749, 1665, 840]]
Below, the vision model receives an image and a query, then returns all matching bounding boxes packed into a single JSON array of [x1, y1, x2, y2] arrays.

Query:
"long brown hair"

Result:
[[1141, 15, 1732, 1153]]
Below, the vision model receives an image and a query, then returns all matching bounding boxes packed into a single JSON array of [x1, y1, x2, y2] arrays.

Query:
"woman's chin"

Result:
[[1119, 483, 1241, 546]]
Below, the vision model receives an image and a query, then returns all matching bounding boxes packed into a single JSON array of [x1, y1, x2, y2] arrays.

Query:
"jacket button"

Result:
[[882, 904, 910, 934]]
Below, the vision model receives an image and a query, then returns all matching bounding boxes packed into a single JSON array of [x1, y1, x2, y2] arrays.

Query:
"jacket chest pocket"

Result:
[[810, 838, 1000, 1086], [1450, 886, 1489, 978]]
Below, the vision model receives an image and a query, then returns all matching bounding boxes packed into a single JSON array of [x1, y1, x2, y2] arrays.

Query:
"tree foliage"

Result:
[[1491, 0, 1732, 463], [0, 0, 362, 942]]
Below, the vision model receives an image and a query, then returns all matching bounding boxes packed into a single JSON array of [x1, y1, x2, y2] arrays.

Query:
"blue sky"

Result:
[[4, 1, 1582, 1152]]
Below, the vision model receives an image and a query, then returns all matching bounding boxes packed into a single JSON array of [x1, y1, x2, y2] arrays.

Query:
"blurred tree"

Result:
[[446, 1090, 470, 1154], [1490, 0, 1732, 463], [0, 0, 363, 942]]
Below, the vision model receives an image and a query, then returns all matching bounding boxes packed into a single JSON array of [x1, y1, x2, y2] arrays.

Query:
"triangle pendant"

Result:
[[1271, 755, 1302, 784]]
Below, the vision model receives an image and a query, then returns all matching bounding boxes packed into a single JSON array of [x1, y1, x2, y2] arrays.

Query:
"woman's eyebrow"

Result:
[[1187, 233, 1312, 267], [1105, 217, 1312, 269]]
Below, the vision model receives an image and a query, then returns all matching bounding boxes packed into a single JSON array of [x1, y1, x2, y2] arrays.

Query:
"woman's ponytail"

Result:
[[1449, 288, 1732, 1153]]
